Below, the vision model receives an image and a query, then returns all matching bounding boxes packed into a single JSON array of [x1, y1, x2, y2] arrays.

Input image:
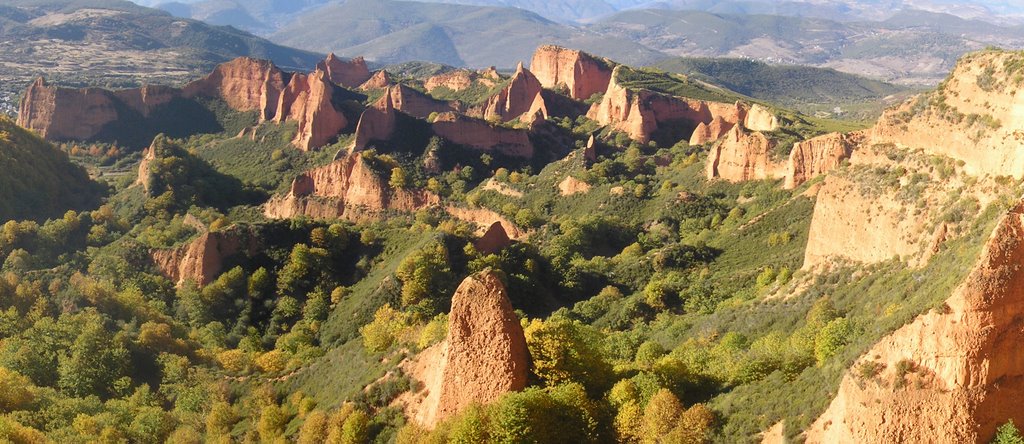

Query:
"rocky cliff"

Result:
[[378, 84, 453, 119], [705, 126, 783, 182], [360, 70, 393, 90], [399, 270, 529, 427], [425, 68, 500, 93], [743, 104, 780, 132], [530, 45, 613, 101], [808, 198, 1024, 443], [431, 112, 534, 158], [870, 50, 1024, 179], [480, 62, 547, 123], [19, 56, 352, 151], [273, 70, 349, 151], [351, 90, 399, 152], [586, 66, 745, 143], [264, 152, 439, 221], [784, 132, 857, 189], [317, 53, 372, 88], [151, 228, 258, 288], [689, 116, 734, 145]]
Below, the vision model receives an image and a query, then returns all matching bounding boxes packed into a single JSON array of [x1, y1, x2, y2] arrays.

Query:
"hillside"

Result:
[[0, 0, 321, 113], [7, 43, 1024, 443], [654, 57, 911, 119], [0, 116, 102, 221], [269, 0, 665, 68]]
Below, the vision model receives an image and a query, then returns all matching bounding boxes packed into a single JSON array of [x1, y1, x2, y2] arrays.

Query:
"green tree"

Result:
[[57, 315, 130, 398], [995, 419, 1024, 444], [641, 389, 683, 444], [524, 317, 614, 393], [814, 317, 856, 365], [390, 167, 410, 189], [395, 242, 453, 311]]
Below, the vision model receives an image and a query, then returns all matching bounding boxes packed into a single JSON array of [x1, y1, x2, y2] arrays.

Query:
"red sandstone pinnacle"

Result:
[[318, 53, 372, 88], [530, 45, 613, 101]]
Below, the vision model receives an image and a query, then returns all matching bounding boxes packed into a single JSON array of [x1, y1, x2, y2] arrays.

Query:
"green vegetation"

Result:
[[614, 65, 743, 104], [0, 117, 104, 222]]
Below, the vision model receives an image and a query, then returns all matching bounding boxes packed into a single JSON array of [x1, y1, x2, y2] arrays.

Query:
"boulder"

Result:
[[530, 45, 613, 101]]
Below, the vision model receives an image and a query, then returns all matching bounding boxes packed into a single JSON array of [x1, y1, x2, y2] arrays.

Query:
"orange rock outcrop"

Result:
[[474, 222, 512, 255], [784, 132, 856, 189], [808, 198, 1024, 443], [360, 70, 393, 90], [705, 126, 783, 182], [264, 152, 439, 221], [317, 53, 372, 88], [378, 84, 452, 119], [743, 104, 779, 132], [399, 269, 529, 427], [431, 112, 534, 158], [481, 62, 547, 123], [151, 228, 258, 288], [19, 56, 352, 151], [689, 116, 734, 145], [587, 66, 746, 143], [530, 45, 613, 101], [352, 90, 399, 152], [558, 175, 592, 196], [273, 70, 349, 151]]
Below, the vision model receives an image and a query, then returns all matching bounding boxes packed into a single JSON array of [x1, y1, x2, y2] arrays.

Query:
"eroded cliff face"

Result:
[[360, 70, 393, 90], [431, 112, 534, 158], [264, 152, 439, 221], [808, 198, 1024, 443], [587, 66, 745, 143], [18, 78, 178, 141], [19, 56, 352, 151], [480, 63, 547, 123], [871, 51, 1024, 179], [151, 228, 258, 288], [317, 53, 372, 88], [705, 126, 783, 182], [351, 90, 398, 152], [744, 104, 779, 132], [784, 132, 857, 189], [530, 45, 613, 101], [378, 84, 453, 119], [399, 270, 529, 427], [274, 70, 349, 151], [689, 116, 734, 145]]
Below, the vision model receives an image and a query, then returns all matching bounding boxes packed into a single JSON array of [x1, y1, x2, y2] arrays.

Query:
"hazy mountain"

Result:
[[269, 0, 665, 68], [0, 0, 322, 112]]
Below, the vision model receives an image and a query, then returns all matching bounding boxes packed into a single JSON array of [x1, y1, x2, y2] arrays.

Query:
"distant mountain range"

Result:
[[131, 0, 1024, 85]]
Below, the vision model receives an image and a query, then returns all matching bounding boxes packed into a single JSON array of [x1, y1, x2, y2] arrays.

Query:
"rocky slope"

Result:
[[808, 197, 1024, 443], [399, 269, 529, 427], [263, 152, 439, 221]]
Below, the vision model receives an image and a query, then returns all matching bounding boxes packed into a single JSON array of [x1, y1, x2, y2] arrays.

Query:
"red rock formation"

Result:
[[559, 175, 592, 196], [808, 198, 1024, 443], [689, 116, 735, 145], [481, 62, 546, 123], [425, 70, 478, 93], [264, 152, 439, 221], [530, 45, 613, 101], [705, 126, 783, 182], [784, 132, 855, 189], [474, 222, 512, 255], [317, 53, 372, 88], [399, 269, 529, 427], [18, 78, 178, 141], [273, 70, 348, 151], [445, 206, 525, 239], [379, 84, 452, 119], [587, 67, 746, 143], [182, 57, 288, 120], [352, 90, 398, 152], [360, 70, 393, 90], [431, 112, 534, 158], [743, 104, 779, 132], [151, 228, 258, 288]]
